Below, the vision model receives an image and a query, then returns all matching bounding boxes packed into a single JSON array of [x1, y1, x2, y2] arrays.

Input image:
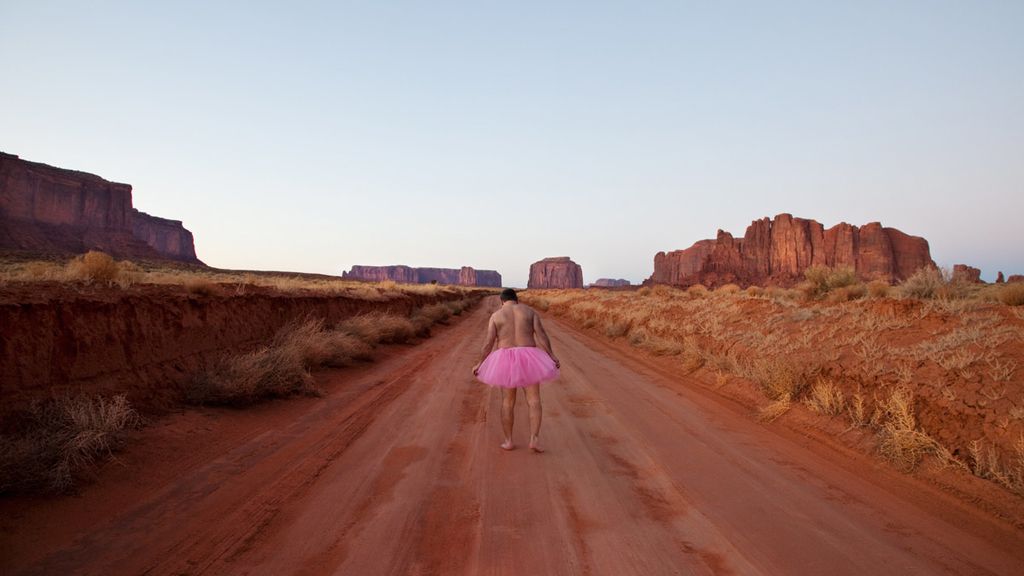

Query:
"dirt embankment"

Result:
[[0, 283, 486, 425]]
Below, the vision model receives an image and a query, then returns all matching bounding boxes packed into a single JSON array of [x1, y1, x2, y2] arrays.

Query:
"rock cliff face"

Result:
[[341, 265, 502, 287], [528, 257, 584, 289], [649, 214, 934, 287], [1008, 275, 1024, 284], [952, 265, 982, 284], [0, 152, 201, 263], [592, 278, 631, 287]]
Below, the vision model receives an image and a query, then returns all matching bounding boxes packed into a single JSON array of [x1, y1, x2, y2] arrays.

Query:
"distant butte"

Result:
[[592, 278, 631, 288], [341, 265, 502, 287], [528, 257, 584, 289], [648, 213, 935, 287], [0, 152, 201, 263]]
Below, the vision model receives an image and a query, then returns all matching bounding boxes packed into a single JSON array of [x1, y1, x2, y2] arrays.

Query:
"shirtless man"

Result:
[[472, 288, 561, 452]]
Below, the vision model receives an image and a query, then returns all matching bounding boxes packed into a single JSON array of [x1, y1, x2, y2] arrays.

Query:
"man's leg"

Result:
[[501, 387, 516, 450], [525, 384, 544, 453]]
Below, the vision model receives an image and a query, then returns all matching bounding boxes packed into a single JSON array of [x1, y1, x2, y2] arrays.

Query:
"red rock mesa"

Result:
[[0, 152, 200, 263], [592, 278, 631, 287], [528, 257, 584, 289], [341, 265, 502, 287], [648, 214, 934, 287], [952, 264, 982, 284]]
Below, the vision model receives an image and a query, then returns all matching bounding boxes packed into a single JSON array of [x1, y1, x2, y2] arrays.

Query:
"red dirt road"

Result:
[[3, 298, 1023, 575]]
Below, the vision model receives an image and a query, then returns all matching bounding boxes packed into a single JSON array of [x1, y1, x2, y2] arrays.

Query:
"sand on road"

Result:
[[3, 296, 1023, 575]]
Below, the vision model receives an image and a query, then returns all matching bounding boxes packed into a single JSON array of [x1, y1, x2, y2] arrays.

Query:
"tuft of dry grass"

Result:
[[997, 283, 1024, 306], [184, 278, 221, 296], [605, 319, 631, 338], [803, 266, 858, 299], [338, 312, 417, 345], [716, 283, 741, 295], [0, 395, 141, 493], [969, 437, 1024, 495], [876, 387, 943, 472], [687, 284, 709, 298], [748, 358, 810, 401], [805, 378, 845, 416], [759, 395, 792, 422], [866, 280, 891, 298], [65, 251, 122, 284]]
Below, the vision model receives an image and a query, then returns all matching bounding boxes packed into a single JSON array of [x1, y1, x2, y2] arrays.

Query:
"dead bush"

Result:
[[0, 395, 141, 493], [338, 312, 417, 345], [876, 387, 942, 471], [687, 284, 709, 298], [969, 437, 1024, 495], [746, 285, 765, 298], [605, 319, 631, 338], [997, 283, 1024, 306], [805, 378, 845, 416], [803, 266, 858, 299], [749, 358, 811, 401], [826, 283, 867, 303], [867, 280, 891, 298], [716, 283, 741, 295], [184, 278, 221, 296], [66, 251, 121, 284], [899, 267, 945, 299]]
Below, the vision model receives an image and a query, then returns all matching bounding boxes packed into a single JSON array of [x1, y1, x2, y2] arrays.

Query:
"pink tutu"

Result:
[[476, 347, 559, 388]]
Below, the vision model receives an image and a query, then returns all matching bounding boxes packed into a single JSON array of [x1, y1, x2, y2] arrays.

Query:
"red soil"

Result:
[[2, 298, 1023, 574]]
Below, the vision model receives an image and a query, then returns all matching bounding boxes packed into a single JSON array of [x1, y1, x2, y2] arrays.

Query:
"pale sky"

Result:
[[2, 1, 1022, 286]]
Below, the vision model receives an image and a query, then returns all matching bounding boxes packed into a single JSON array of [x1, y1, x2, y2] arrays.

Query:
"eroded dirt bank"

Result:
[[2, 298, 1023, 575], [0, 283, 484, 423]]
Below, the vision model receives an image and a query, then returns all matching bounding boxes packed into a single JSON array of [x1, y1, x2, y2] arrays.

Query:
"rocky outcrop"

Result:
[[1009, 275, 1024, 284], [528, 257, 584, 289], [592, 278, 631, 287], [997, 272, 1005, 283], [649, 214, 934, 287], [952, 265, 982, 284], [341, 265, 502, 287], [0, 152, 201, 263]]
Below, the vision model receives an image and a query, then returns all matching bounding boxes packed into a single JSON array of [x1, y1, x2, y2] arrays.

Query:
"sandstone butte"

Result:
[[648, 213, 935, 287], [341, 265, 502, 287], [592, 278, 631, 287], [528, 257, 584, 289], [0, 152, 200, 263], [952, 264, 982, 284]]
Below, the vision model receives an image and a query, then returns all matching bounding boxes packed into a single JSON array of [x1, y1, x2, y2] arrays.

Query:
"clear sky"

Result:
[[2, 1, 1021, 286]]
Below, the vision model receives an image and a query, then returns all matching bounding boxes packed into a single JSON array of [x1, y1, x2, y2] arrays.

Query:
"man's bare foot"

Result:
[[529, 436, 544, 453], [500, 440, 515, 451]]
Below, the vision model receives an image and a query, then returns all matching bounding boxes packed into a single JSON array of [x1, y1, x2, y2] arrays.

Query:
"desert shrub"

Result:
[[803, 266, 858, 299], [765, 287, 796, 302], [899, 267, 945, 299], [338, 312, 417, 345], [805, 378, 845, 416], [66, 251, 121, 284], [748, 358, 812, 401], [636, 286, 652, 296], [651, 284, 676, 297], [826, 283, 867, 303], [969, 437, 1024, 495], [716, 283, 741, 295], [0, 395, 141, 493], [759, 396, 792, 422], [876, 387, 942, 471], [605, 318, 631, 338], [867, 280, 891, 298], [531, 297, 551, 311], [687, 284, 708, 298], [745, 285, 765, 298], [997, 283, 1024, 306]]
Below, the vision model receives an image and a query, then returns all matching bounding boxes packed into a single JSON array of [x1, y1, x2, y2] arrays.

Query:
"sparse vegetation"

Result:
[[522, 275, 1024, 496], [0, 395, 141, 493]]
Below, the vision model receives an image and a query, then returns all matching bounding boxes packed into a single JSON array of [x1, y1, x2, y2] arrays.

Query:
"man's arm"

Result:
[[472, 316, 498, 375], [533, 313, 560, 368]]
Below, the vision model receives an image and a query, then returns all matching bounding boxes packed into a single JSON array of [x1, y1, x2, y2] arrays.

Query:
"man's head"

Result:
[[500, 288, 518, 302]]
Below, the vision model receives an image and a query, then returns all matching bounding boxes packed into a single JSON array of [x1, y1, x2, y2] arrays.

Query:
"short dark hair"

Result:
[[500, 288, 518, 302]]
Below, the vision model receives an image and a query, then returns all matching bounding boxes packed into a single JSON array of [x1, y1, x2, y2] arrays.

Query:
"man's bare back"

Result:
[[472, 291, 560, 453]]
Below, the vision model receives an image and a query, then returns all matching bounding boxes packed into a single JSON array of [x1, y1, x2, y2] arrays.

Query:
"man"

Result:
[[473, 288, 560, 452]]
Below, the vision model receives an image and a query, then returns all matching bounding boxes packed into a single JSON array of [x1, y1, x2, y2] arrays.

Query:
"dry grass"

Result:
[[0, 395, 141, 493], [747, 358, 810, 401], [805, 378, 845, 416], [970, 437, 1024, 495], [867, 280, 891, 298], [759, 395, 792, 422], [876, 387, 943, 472], [0, 252, 487, 302], [687, 284, 709, 298], [998, 283, 1024, 306], [803, 266, 858, 299]]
